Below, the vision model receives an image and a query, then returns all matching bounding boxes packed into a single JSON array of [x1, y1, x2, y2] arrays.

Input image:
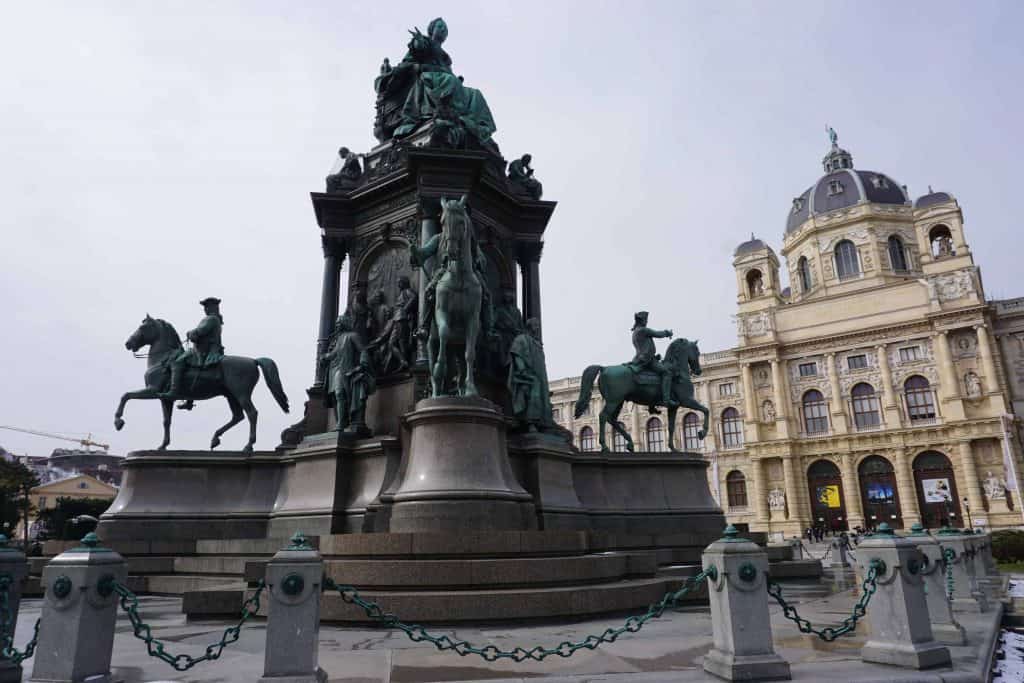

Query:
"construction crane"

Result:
[[0, 425, 110, 452]]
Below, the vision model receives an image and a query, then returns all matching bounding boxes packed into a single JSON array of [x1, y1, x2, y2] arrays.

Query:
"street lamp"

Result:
[[962, 496, 972, 529]]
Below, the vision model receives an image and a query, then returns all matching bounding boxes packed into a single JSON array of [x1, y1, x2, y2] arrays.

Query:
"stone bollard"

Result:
[[0, 535, 30, 683], [29, 533, 126, 683], [905, 524, 966, 645], [787, 537, 803, 560], [858, 524, 951, 669], [259, 532, 327, 683], [702, 526, 791, 681], [828, 536, 850, 569], [936, 528, 989, 613], [968, 533, 1002, 599]]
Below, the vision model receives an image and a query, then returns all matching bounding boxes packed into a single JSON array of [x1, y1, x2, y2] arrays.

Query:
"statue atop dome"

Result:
[[372, 17, 497, 151]]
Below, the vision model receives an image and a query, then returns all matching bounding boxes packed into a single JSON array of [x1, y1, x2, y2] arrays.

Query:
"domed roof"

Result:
[[786, 132, 910, 234], [914, 189, 955, 209], [734, 234, 772, 257]]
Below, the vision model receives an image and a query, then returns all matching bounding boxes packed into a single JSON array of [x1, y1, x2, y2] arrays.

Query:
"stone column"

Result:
[[893, 448, 921, 527], [0, 535, 28, 683], [782, 456, 802, 523], [826, 353, 847, 433], [752, 459, 770, 525], [315, 238, 345, 386], [770, 359, 790, 438], [260, 534, 327, 683], [876, 344, 902, 426], [957, 441, 985, 514], [518, 243, 543, 339], [740, 363, 759, 443], [702, 527, 791, 681], [858, 527, 951, 669], [417, 200, 441, 363], [975, 325, 1006, 411], [841, 454, 865, 529], [29, 534, 127, 683]]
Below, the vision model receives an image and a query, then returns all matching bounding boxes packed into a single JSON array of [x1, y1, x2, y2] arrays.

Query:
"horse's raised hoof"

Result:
[[114, 418, 125, 431], [210, 436, 221, 449]]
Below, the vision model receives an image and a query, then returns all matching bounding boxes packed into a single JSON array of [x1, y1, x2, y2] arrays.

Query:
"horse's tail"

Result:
[[574, 365, 602, 418], [256, 358, 290, 413]]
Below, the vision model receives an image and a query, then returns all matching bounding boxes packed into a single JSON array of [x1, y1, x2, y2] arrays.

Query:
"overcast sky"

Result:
[[2, 1, 1021, 456]]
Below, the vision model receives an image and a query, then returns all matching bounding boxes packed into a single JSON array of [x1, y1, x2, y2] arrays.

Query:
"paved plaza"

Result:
[[8, 562, 1006, 683]]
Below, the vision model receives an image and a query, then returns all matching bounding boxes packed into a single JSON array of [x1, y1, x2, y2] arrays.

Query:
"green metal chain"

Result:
[[767, 561, 879, 641], [0, 574, 40, 665], [323, 570, 712, 662], [943, 547, 955, 600], [113, 579, 265, 671]]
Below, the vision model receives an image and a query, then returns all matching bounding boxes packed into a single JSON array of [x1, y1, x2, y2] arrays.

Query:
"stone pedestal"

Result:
[[828, 536, 850, 568], [787, 538, 803, 560], [702, 527, 791, 681], [260, 534, 327, 683], [385, 397, 536, 532], [905, 525, 966, 645], [0, 535, 28, 683], [29, 534, 127, 683], [857, 527, 951, 670], [936, 529, 989, 613]]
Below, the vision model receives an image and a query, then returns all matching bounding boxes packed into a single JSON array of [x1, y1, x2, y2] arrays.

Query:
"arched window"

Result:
[[802, 389, 829, 434], [746, 269, 764, 298], [834, 240, 860, 280], [613, 430, 629, 452], [851, 382, 881, 429], [645, 417, 664, 452], [726, 470, 748, 508], [721, 408, 743, 448], [888, 235, 908, 272], [579, 426, 595, 452], [798, 256, 812, 293], [683, 412, 702, 450], [904, 375, 936, 422], [929, 225, 955, 258]]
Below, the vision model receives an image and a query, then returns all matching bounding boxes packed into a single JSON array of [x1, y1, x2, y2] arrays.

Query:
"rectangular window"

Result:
[[899, 346, 920, 363], [799, 362, 817, 377], [847, 354, 868, 370], [551, 407, 561, 422], [718, 382, 735, 397], [38, 496, 47, 508]]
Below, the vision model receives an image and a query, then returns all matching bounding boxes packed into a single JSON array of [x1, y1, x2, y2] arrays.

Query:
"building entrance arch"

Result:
[[913, 450, 963, 529], [858, 455, 903, 530], [807, 459, 848, 532]]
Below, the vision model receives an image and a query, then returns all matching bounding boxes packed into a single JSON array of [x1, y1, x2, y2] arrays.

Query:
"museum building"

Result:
[[551, 136, 1024, 535]]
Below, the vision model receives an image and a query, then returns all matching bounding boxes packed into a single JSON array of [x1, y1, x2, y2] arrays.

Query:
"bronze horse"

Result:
[[115, 315, 289, 452], [574, 338, 708, 452]]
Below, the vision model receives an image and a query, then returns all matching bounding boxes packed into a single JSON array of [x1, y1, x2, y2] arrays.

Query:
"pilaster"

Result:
[[975, 324, 1006, 412], [876, 344, 902, 426], [934, 331, 966, 420], [782, 456, 803, 523], [841, 454, 865, 528], [826, 353, 847, 434], [740, 363, 760, 443], [892, 448, 921, 526], [770, 359, 790, 438], [752, 458, 770, 525], [958, 440, 986, 515]]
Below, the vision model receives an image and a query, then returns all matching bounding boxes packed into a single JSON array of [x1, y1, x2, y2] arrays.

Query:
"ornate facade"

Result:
[[551, 135, 1024, 535]]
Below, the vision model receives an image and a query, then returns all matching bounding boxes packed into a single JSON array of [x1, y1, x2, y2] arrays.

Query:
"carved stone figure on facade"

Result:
[[371, 276, 418, 373], [493, 288, 525, 367], [372, 17, 497, 150], [321, 313, 376, 437], [964, 371, 982, 398], [326, 147, 364, 192], [768, 488, 786, 512], [982, 470, 1007, 500], [762, 399, 776, 423], [628, 311, 677, 410], [507, 154, 543, 200], [508, 318, 554, 432]]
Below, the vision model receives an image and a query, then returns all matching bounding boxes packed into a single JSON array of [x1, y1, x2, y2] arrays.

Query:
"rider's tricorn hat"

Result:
[[634, 310, 649, 321], [200, 297, 221, 307]]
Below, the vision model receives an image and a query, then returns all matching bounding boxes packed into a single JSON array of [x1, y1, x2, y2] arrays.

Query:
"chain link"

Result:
[[113, 579, 265, 671], [0, 574, 40, 665], [767, 561, 879, 641], [943, 547, 955, 600], [323, 571, 711, 662]]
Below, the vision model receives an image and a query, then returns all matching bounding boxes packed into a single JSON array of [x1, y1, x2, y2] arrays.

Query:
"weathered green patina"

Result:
[[321, 312, 376, 436], [508, 318, 554, 432], [409, 196, 489, 397], [574, 320, 708, 452]]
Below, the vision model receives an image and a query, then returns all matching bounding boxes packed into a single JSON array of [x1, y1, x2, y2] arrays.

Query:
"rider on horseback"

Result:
[[628, 311, 678, 410], [159, 297, 225, 403]]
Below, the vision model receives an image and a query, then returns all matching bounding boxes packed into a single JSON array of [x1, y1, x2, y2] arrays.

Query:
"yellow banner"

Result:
[[817, 485, 841, 509]]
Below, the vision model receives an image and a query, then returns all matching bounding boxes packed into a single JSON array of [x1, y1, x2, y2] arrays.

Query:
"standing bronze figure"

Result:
[[321, 312, 376, 436], [115, 306, 289, 452]]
